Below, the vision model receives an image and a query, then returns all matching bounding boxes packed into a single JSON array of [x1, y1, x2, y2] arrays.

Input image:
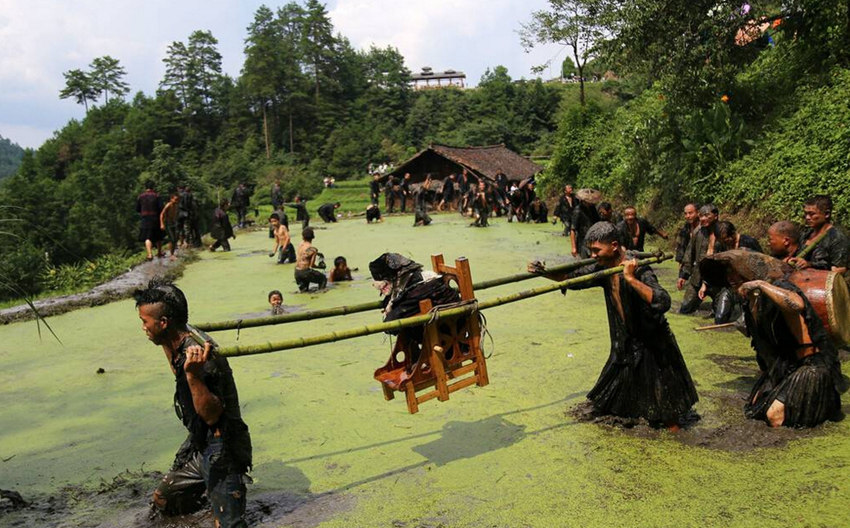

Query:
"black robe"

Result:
[[742, 279, 846, 426], [568, 261, 698, 423]]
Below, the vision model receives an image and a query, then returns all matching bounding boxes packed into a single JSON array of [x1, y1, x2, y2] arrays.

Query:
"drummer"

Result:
[[700, 250, 847, 428], [793, 195, 849, 275]]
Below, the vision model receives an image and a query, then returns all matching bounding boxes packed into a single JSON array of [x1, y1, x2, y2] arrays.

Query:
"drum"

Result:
[[789, 268, 850, 346]]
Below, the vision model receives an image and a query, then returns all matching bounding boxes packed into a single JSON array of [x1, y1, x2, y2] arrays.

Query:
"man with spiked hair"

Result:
[[134, 279, 251, 527], [530, 221, 698, 428]]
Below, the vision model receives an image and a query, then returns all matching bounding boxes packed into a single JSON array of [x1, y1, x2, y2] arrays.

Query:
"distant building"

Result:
[[411, 66, 466, 90], [385, 143, 543, 185]]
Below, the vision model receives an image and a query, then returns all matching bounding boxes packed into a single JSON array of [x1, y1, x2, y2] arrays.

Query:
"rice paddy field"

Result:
[[2, 213, 849, 527]]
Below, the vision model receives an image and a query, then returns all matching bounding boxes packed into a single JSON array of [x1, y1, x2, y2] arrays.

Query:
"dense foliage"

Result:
[[536, 0, 850, 227], [0, 135, 24, 180]]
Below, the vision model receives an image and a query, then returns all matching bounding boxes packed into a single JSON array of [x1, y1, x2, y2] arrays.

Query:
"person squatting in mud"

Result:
[[700, 250, 847, 427], [529, 221, 699, 428], [134, 279, 252, 528]]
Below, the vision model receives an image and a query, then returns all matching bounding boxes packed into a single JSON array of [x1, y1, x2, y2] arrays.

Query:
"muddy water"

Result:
[[2, 215, 850, 527]]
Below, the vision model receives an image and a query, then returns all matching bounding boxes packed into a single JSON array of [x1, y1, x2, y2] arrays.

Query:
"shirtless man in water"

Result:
[[269, 213, 295, 264], [294, 227, 327, 292], [159, 191, 180, 260]]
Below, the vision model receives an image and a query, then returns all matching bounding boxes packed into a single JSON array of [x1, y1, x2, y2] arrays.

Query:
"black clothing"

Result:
[[737, 234, 763, 253], [270, 185, 283, 209], [285, 202, 310, 229], [743, 279, 846, 427], [568, 260, 698, 423], [231, 186, 251, 227], [370, 180, 381, 206], [675, 222, 698, 264], [400, 179, 411, 212], [554, 195, 577, 234], [210, 207, 234, 251], [137, 190, 163, 243], [295, 268, 327, 291], [571, 204, 601, 258], [318, 203, 337, 223], [441, 179, 456, 202], [366, 205, 382, 223], [617, 218, 659, 252], [529, 202, 549, 223], [171, 335, 252, 472], [472, 190, 490, 227], [801, 226, 850, 271]]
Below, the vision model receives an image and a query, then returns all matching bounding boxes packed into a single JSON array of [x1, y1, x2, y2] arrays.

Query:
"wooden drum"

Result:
[[789, 268, 850, 346]]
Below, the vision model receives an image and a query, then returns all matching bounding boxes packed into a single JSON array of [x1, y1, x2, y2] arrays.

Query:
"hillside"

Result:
[[0, 134, 24, 179]]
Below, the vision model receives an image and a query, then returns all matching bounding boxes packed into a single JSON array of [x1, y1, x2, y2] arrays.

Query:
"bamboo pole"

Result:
[[194, 251, 660, 332], [213, 254, 671, 358], [795, 226, 832, 261]]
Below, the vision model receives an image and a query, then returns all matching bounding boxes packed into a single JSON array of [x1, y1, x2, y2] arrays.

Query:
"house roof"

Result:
[[386, 143, 543, 183]]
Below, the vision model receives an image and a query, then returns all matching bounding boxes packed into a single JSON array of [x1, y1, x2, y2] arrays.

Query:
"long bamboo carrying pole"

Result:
[[209, 254, 671, 358], [194, 251, 660, 332], [795, 227, 831, 260]]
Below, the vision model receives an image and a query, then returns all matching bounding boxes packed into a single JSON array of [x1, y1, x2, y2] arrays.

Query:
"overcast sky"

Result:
[[0, 0, 565, 149]]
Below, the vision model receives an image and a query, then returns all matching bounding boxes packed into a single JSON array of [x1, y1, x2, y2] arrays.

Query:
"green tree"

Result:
[[59, 68, 98, 111], [89, 56, 130, 103], [520, 0, 610, 106]]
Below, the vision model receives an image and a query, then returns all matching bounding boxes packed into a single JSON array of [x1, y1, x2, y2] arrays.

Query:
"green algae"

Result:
[[2, 214, 849, 527]]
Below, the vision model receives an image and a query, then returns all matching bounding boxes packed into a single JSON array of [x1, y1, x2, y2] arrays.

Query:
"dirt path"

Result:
[[0, 255, 191, 325]]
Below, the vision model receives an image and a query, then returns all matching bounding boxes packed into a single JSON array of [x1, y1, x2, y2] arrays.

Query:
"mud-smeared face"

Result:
[[803, 204, 828, 228], [683, 204, 698, 223], [138, 303, 167, 345], [766, 228, 787, 258], [589, 240, 619, 266], [269, 294, 283, 307]]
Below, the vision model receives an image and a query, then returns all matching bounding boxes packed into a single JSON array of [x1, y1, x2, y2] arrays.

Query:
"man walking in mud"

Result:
[[134, 279, 251, 527]]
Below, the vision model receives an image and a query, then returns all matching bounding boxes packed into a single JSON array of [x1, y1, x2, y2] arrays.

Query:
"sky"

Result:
[[0, 0, 565, 150]]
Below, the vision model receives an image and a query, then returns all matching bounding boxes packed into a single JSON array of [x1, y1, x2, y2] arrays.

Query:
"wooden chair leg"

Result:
[[404, 381, 419, 414]]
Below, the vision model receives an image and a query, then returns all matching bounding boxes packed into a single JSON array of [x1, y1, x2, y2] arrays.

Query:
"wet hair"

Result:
[[268, 290, 283, 302], [334, 256, 347, 268], [699, 204, 719, 216], [334, 202, 341, 207], [144, 180, 156, 190], [716, 220, 737, 239], [684, 202, 698, 210], [623, 205, 636, 214], [598, 202, 612, 213], [133, 278, 189, 327], [169, 190, 179, 198], [770, 220, 800, 240], [584, 221, 622, 246], [302, 227, 315, 241], [269, 213, 280, 221], [804, 195, 833, 216]]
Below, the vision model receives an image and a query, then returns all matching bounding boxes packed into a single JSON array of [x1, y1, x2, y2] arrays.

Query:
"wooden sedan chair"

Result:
[[374, 255, 489, 413]]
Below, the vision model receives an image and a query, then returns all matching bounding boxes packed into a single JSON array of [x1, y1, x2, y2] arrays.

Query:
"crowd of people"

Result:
[[134, 170, 849, 527]]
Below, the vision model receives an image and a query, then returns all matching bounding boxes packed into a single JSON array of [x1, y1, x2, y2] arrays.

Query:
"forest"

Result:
[[2, 0, 850, 301]]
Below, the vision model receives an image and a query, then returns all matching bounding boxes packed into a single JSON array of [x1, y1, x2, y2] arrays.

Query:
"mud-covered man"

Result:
[[134, 279, 251, 527], [700, 251, 846, 427], [530, 221, 698, 428]]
